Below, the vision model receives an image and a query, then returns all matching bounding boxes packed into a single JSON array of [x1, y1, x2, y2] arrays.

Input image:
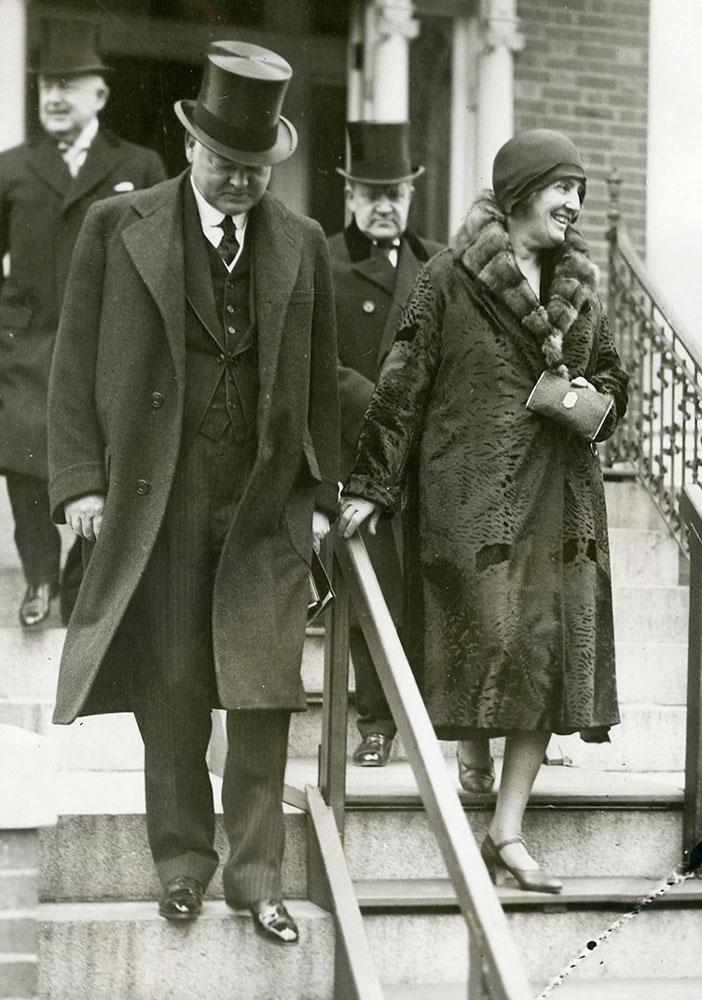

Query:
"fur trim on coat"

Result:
[[451, 190, 599, 379]]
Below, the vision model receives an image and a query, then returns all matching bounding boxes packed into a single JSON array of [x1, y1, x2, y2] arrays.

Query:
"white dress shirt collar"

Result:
[[189, 176, 249, 272], [58, 116, 99, 177]]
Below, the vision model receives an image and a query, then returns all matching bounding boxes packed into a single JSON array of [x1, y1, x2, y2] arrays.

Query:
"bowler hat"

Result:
[[336, 122, 424, 184], [175, 40, 297, 167], [32, 18, 111, 78]]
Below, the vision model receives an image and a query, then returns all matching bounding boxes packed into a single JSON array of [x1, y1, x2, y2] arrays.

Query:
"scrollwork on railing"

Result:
[[606, 171, 702, 550]]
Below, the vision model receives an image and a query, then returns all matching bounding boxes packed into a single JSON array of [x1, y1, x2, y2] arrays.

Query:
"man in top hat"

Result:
[[328, 121, 442, 767], [0, 18, 166, 628], [48, 40, 338, 942]]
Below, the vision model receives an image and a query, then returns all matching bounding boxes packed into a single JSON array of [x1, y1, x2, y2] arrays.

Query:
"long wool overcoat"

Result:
[[0, 131, 166, 478], [47, 174, 339, 725], [346, 193, 628, 741], [328, 220, 442, 477]]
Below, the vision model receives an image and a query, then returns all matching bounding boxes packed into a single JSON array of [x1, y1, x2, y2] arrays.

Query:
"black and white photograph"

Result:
[[1, 2, 700, 998]]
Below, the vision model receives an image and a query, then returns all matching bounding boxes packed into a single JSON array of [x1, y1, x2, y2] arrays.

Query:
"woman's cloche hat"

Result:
[[336, 121, 425, 185], [31, 18, 112, 77], [492, 129, 587, 214], [175, 40, 298, 167]]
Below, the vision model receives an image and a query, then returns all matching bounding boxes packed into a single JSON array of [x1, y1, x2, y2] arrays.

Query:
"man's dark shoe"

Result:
[[158, 876, 204, 921], [19, 582, 54, 628], [352, 733, 393, 767], [250, 899, 299, 944]]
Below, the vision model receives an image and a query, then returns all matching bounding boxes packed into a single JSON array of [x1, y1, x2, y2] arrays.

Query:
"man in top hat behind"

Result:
[[47, 40, 338, 942], [328, 121, 442, 767], [0, 18, 165, 627]]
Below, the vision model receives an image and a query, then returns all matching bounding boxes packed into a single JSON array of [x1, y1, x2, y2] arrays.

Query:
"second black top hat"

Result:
[[32, 18, 111, 77], [336, 122, 425, 184]]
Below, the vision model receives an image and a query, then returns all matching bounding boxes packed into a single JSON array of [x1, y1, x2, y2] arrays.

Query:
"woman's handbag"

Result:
[[526, 370, 613, 441]]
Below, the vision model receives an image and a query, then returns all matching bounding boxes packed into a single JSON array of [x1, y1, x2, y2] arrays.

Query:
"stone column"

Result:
[[357, 0, 419, 122], [449, 15, 480, 234], [476, 0, 523, 188], [0, 0, 27, 152]]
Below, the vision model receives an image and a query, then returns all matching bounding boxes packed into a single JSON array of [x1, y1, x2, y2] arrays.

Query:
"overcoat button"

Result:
[[363, 300, 375, 314], [150, 391, 164, 409], [135, 479, 150, 495]]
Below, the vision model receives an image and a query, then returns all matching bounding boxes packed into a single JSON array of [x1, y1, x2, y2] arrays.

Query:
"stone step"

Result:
[[609, 527, 680, 585], [6, 694, 684, 775], [365, 875, 702, 991], [613, 584, 688, 642], [604, 480, 668, 531], [0, 953, 37, 999], [39, 771, 307, 904], [37, 900, 334, 1000], [39, 765, 684, 903], [362, 884, 702, 987], [382, 984, 702, 1000]]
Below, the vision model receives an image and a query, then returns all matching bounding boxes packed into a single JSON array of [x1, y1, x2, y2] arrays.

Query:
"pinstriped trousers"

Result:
[[123, 423, 291, 904]]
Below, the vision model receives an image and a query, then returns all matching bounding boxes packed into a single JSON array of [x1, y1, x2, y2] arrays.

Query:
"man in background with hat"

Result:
[[0, 18, 165, 628], [48, 40, 338, 944], [328, 121, 442, 767]]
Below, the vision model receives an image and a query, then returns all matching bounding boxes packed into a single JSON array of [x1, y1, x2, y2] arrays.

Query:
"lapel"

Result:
[[62, 131, 125, 213], [25, 141, 71, 199], [182, 181, 224, 345], [250, 193, 304, 436], [121, 175, 186, 381], [377, 237, 423, 363], [351, 254, 396, 296]]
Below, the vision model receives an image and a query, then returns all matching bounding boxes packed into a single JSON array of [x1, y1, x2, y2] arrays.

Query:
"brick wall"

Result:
[[514, 0, 650, 276]]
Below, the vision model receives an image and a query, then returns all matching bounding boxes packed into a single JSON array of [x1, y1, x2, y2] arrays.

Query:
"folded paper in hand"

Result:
[[308, 550, 335, 625], [526, 370, 613, 442]]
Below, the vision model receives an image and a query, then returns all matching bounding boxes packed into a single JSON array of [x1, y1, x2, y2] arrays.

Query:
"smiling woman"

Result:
[[338, 128, 628, 895]]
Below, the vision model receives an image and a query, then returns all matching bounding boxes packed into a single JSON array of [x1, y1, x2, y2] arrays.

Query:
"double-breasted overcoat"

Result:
[[0, 131, 166, 477], [48, 174, 339, 724], [328, 221, 442, 477]]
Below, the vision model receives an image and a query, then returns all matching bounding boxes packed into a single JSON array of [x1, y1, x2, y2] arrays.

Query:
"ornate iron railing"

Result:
[[606, 170, 702, 550]]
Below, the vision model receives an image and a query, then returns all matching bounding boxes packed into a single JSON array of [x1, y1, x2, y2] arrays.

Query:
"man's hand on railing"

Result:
[[337, 496, 381, 538]]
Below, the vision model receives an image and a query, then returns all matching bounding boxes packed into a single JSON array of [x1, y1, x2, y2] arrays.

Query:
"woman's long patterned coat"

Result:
[[346, 193, 628, 742]]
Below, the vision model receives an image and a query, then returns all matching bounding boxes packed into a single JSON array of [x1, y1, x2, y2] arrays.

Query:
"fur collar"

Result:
[[451, 191, 599, 377]]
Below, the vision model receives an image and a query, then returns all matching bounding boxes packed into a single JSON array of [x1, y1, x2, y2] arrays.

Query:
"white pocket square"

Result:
[[113, 181, 135, 192]]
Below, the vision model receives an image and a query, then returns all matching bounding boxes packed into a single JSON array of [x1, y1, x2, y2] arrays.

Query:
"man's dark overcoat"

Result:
[[48, 174, 339, 724], [328, 220, 442, 477], [346, 193, 628, 742], [0, 131, 166, 477]]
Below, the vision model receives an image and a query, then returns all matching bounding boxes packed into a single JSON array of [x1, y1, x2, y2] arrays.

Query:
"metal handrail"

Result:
[[679, 486, 702, 868], [606, 170, 702, 550], [320, 534, 533, 1000]]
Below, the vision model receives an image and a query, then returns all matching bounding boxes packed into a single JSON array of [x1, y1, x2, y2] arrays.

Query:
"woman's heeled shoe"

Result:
[[480, 834, 562, 894], [457, 741, 495, 793]]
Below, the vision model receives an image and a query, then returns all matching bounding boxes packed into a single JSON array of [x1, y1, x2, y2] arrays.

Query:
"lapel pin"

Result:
[[363, 300, 375, 314]]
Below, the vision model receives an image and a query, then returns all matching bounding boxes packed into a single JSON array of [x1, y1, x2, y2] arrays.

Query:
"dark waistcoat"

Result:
[[182, 189, 259, 471]]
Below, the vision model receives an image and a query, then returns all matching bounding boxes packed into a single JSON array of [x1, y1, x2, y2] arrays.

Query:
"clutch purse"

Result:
[[526, 370, 613, 442]]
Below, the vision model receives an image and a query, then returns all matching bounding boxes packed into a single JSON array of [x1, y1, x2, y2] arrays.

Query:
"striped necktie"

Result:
[[217, 216, 240, 267]]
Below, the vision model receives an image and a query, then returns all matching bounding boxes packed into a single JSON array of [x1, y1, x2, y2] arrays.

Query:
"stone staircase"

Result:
[[1, 477, 701, 998]]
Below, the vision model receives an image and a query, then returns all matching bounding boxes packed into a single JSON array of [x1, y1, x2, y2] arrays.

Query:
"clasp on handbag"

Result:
[[562, 391, 578, 409]]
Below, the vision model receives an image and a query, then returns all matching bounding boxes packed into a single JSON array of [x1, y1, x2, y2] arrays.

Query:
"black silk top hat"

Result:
[[175, 40, 298, 166], [32, 18, 111, 77], [336, 122, 425, 184]]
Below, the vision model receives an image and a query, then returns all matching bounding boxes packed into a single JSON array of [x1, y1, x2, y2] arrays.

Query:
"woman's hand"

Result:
[[312, 510, 331, 554], [337, 496, 381, 539], [571, 375, 597, 392]]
